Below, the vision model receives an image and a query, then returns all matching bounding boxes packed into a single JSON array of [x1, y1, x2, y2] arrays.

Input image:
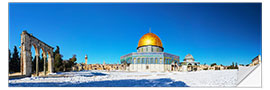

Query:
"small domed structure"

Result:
[[184, 54, 195, 61], [182, 54, 199, 65]]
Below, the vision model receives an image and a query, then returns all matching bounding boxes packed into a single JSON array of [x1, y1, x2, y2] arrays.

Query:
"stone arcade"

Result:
[[20, 31, 54, 76]]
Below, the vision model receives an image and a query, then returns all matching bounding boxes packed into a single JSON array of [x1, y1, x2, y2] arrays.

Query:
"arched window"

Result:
[[137, 59, 140, 64], [155, 58, 158, 64]]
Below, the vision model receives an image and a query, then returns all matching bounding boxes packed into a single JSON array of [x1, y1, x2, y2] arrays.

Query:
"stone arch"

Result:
[[31, 43, 41, 76], [31, 43, 40, 56], [41, 47, 47, 75], [20, 31, 54, 76]]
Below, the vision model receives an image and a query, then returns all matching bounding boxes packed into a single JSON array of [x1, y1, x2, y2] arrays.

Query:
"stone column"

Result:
[[43, 53, 47, 76], [48, 51, 54, 74], [35, 51, 40, 76], [20, 31, 32, 76]]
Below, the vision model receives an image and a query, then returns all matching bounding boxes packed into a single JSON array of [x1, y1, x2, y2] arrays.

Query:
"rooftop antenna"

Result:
[[149, 27, 151, 33]]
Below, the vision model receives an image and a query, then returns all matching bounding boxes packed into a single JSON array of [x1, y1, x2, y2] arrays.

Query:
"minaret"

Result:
[[85, 54, 88, 65], [149, 27, 151, 33]]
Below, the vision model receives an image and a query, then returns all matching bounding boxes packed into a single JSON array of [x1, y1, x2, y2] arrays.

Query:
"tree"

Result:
[[32, 56, 34, 72], [32, 56, 40, 73], [232, 62, 235, 68], [181, 62, 187, 65], [210, 63, 217, 67], [61, 54, 77, 72], [8, 49, 11, 73], [54, 54, 63, 72], [69, 54, 77, 66], [54, 46, 60, 55], [10, 46, 20, 72], [8, 49, 11, 62], [53, 46, 63, 72], [235, 62, 238, 69], [227, 62, 237, 69], [39, 56, 44, 71], [70, 55, 77, 63]]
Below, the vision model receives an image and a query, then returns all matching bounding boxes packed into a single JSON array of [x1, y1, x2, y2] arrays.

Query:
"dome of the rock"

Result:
[[137, 33, 163, 48]]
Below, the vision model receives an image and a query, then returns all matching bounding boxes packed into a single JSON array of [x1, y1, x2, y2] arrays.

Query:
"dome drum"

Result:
[[137, 45, 164, 52]]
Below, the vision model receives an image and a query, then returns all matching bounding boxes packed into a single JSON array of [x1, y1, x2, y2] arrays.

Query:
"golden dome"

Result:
[[138, 33, 163, 48]]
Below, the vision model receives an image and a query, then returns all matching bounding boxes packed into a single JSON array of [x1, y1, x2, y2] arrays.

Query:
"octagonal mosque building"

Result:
[[120, 31, 180, 72]]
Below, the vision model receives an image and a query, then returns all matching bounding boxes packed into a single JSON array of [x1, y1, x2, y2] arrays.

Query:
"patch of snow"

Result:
[[9, 70, 237, 87]]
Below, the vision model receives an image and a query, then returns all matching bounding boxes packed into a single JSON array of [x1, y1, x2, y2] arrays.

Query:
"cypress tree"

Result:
[[8, 49, 12, 73], [11, 46, 20, 72], [53, 46, 63, 72]]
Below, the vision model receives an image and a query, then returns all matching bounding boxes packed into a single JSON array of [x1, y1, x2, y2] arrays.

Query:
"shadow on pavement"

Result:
[[9, 78, 189, 87]]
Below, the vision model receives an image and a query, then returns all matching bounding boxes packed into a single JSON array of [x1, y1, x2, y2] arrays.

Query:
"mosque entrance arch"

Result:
[[20, 31, 54, 76]]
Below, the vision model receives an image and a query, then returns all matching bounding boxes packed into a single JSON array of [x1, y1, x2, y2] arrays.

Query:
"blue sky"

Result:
[[9, 3, 261, 65]]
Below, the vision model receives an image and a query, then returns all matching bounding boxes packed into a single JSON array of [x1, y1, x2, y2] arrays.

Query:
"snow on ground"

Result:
[[9, 70, 237, 87]]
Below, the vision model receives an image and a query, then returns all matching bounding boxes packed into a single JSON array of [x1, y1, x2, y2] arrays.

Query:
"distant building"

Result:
[[120, 30, 180, 72], [83, 64, 125, 71], [249, 55, 261, 66], [72, 63, 83, 71], [198, 64, 210, 71], [209, 65, 226, 70]]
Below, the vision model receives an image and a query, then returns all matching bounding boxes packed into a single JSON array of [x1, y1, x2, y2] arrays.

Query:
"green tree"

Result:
[[227, 62, 236, 69], [181, 62, 187, 65], [210, 63, 217, 67], [69, 54, 77, 66], [235, 62, 238, 69], [10, 46, 20, 72], [32, 56, 42, 73], [61, 54, 77, 72], [53, 46, 63, 72], [39, 55, 46, 71], [8, 49, 12, 73], [8, 49, 11, 62], [32, 56, 34, 72]]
